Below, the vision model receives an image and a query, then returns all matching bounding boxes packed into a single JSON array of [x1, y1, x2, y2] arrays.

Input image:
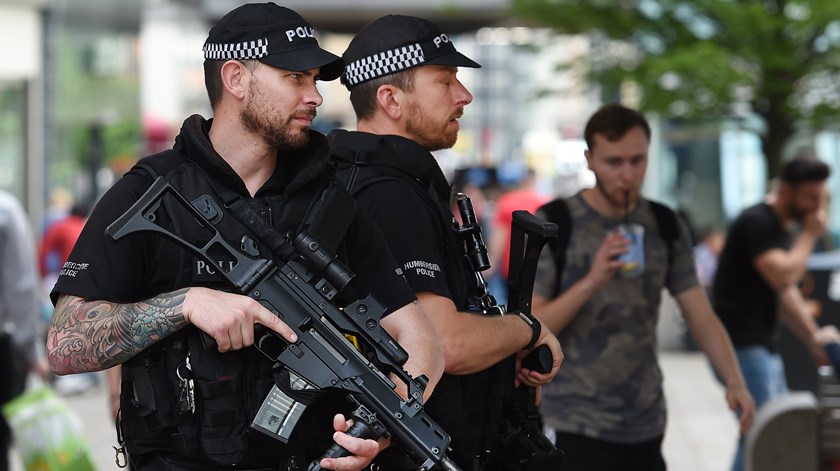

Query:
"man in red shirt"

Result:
[[38, 203, 88, 284], [487, 168, 548, 304]]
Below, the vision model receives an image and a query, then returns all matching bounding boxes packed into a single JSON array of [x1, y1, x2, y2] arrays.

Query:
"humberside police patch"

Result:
[[404, 260, 441, 279]]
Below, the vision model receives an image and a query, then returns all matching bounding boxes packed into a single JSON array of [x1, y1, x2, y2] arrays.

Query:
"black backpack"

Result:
[[539, 198, 681, 296]]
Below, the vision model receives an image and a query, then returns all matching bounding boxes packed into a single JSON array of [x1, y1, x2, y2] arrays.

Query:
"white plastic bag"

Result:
[[2, 386, 96, 471]]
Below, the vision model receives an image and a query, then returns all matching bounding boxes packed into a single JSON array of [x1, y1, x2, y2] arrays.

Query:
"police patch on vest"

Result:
[[189, 252, 237, 284], [404, 260, 441, 279]]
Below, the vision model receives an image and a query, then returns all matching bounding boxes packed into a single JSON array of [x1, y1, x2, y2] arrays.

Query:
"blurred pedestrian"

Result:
[[41, 187, 73, 233], [815, 325, 840, 376], [486, 167, 548, 306], [713, 156, 830, 471], [533, 104, 754, 471], [694, 227, 725, 290], [0, 189, 46, 471], [38, 202, 88, 294]]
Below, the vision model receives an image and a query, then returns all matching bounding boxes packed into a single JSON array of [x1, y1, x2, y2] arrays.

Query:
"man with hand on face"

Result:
[[46, 4, 443, 470], [329, 15, 563, 470], [532, 104, 754, 471], [713, 155, 830, 471]]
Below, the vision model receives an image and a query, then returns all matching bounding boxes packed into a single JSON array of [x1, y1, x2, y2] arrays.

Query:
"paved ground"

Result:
[[661, 351, 739, 471], [8, 349, 740, 471]]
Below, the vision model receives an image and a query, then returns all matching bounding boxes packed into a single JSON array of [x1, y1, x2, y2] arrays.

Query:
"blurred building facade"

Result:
[[3, 0, 840, 244], [0, 0, 47, 228]]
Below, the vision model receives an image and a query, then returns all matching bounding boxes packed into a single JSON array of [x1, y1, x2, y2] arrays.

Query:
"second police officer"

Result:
[[329, 14, 563, 470]]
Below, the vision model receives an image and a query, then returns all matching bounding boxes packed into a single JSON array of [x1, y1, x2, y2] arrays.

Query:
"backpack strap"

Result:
[[539, 198, 680, 296], [336, 147, 409, 200], [538, 199, 572, 298], [649, 200, 680, 278]]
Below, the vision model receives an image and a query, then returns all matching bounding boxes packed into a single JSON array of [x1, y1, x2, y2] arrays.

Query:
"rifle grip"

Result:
[[308, 420, 379, 471], [522, 344, 553, 374]]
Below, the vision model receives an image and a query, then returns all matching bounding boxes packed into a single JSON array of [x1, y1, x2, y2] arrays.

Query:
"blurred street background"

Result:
[[5, 0, 840, 242], [6, 0, 840, 469]]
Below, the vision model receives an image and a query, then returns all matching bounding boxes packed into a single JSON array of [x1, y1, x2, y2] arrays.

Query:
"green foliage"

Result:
[[69, 119, 141, 167], [511, 0, 840, 177], [52, 29, 141, 173]]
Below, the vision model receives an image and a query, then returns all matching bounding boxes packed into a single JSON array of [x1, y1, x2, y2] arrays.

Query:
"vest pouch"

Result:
[[186, 332, 252, 465], [121, 334, 199, 456]]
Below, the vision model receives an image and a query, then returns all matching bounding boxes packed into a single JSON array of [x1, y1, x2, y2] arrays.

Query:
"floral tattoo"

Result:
[[48, 289, 189, 374]]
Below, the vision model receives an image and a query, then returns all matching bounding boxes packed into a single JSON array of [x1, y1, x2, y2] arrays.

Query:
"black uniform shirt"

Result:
[[330, 130, 470, 306], [330, 129, 503, 468]]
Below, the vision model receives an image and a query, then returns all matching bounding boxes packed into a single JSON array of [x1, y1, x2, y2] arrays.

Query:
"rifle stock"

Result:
[[106, 177, 460, 471]]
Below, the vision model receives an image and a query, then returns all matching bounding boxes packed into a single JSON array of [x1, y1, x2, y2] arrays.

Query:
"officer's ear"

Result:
[[220, 60, 252, 101], [375, 83, 404, 120]]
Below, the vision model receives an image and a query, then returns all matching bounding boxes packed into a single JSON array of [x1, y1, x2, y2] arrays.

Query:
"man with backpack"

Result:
[[532, 103, 755, 471]]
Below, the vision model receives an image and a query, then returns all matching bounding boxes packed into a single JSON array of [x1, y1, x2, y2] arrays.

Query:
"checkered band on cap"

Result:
[[344, 43, 425, 86], [203, 38, 269, 61]]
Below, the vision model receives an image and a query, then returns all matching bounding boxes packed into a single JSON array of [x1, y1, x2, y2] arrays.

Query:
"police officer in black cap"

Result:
[[46, 4, 443, 470], [329, 15, 563, 469]]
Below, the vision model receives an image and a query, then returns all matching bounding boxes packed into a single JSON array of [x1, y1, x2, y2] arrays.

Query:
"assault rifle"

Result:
[[106, 177, 460, 471], [453, 193, 565, 470]]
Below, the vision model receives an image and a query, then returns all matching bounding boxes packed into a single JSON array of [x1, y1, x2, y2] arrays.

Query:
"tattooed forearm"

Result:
[[47, 289, 190, 375]]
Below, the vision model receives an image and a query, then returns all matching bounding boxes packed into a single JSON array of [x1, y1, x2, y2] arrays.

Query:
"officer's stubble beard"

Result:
[[241, 79, 314, 151], [404, 98, 462, 152]]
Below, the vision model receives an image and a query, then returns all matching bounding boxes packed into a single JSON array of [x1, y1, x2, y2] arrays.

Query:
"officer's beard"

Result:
[[241, 83, 312, 151], [404, 100, 460, 152]]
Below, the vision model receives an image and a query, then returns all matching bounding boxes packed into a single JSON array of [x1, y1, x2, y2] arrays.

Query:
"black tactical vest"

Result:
[[118, 149, 346, 468], [330, 131, 512, 468]]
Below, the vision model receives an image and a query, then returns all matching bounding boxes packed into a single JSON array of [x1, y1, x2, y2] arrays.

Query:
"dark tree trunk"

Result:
[[759, 106, 795, 181]]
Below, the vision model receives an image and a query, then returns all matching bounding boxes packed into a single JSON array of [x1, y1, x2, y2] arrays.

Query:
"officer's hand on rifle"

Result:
[[515, 322, 563, 388], [182, 287, 298, 352], [316, 413, 390, 471]]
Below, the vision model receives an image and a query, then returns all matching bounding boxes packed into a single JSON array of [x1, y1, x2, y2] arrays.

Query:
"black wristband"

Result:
[[517, 311, 542, 350]]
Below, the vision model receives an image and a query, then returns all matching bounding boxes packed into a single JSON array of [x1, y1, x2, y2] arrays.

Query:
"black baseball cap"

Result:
[[203, 2, 343, 81], [341, 14, 481, 89]]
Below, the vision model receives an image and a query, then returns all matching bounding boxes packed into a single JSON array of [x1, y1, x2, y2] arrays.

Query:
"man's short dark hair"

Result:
[[349, 68, 415, 120], [584, 104, 651, 150], [780, 156, 831, 186], [203, 59, 259, 110]]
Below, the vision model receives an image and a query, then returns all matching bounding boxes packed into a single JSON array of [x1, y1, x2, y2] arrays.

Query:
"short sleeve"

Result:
[[736, 208, 788, 260], [354, 180, 453, 299], [342, 209, 417, 315], [51, 172, 165, 304]]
